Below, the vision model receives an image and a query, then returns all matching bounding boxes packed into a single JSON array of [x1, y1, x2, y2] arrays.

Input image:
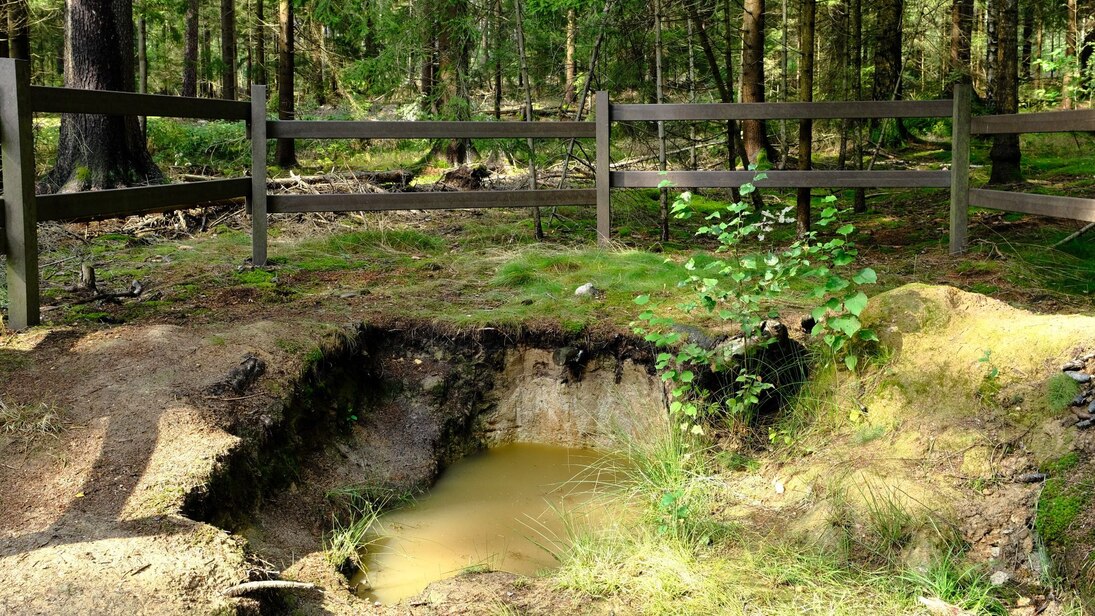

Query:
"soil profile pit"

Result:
[[183, 324, 804, 610]]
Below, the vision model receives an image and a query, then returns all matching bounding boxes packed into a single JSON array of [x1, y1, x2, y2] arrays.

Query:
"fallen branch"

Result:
[[1052, 222, 1095, 248], [71, 280, 144, 305], [221, 580, 318, 597]]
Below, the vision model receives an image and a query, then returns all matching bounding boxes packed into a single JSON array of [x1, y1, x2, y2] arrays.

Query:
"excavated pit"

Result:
[[182, 323, 805, 609]]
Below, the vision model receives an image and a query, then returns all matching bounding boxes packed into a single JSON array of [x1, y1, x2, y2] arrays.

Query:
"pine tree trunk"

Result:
[[1020, 2, 1033, 81], [254, 0, 266, 85], [492, 0, 502, 119], [202, 25, 213, 96], [564, 8, 576, 108], [138, 16, 147, 133], [515, 0, 542, 239], [741, 0, 774, 164], [852, 0, 865, 212], [183, 0, 198, 96], [655, 0, 668, 241], [221, 0, 237, 99], [989, 0, 1020, 184], [1063, 0, 1077, 108], [276, 0, 295, 166], [7, 0, 29, 60], [871, 0, 904, 142], [437, 0, 472, 164], [949, 0, 973, 92], [796, 0, 815, 235], [45, 0, 163, 191]]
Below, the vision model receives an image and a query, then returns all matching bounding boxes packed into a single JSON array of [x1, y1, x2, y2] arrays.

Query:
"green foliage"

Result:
[[634, 175, 879, 434], [1040, 452, 1080, 475], [146, 119, 249, 175]]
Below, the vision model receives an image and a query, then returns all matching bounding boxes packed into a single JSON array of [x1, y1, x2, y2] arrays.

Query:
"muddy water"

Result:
[[353, 443, 621, 604]]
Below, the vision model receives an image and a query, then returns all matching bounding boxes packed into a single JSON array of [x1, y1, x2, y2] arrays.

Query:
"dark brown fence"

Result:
[[2, 53, 1093, 331]]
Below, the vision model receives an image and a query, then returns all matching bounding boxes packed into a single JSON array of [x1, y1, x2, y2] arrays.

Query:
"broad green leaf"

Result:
[[845, 355, 858, 371], [852, 268, 878, 285], [843, 291, 869, 316], [634, 295, 650, 305]]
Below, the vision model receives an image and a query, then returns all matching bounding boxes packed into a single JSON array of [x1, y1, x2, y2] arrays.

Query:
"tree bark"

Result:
[[741, 0, 775, 164], [797, 0, 815, 235], [514, 0, 542, 239], [254, 0, 265, 85], [1063, 0, 1077, 108], [437, 0, 472, 164], [45, 0, 162, 191], [655, 0, 668, 241], [948, 0, 973, 93], [493, 0, 502, 119], [871, 0, 905, 142], [851, 0, 865, 212], [7, 0, 29, 60], [183, 0, 198, 96], [1020, 2, 1033, 81], [202, 25, 213, 96], [988, 0, 1020, 184], [138, 15, 147, 133], [276, 0, 295, 166], [564, 8, 576, 108], [220, 0, 237, 99]]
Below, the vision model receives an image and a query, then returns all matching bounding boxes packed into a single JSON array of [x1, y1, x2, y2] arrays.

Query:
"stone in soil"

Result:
[[1065, 371, 1092, 383]]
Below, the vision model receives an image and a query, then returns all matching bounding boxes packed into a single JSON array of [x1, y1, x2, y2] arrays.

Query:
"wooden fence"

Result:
[[1, 55, 1093, 330]]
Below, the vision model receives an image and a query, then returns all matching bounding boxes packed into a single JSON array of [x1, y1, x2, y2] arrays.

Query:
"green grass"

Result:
[[1045, 373, 1082, 413], [901, 550, 1006, 615], [324, 498, 385, 574]]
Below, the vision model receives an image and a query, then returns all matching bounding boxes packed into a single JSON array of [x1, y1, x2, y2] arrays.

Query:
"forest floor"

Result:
[[2, 130, 1095, 614]]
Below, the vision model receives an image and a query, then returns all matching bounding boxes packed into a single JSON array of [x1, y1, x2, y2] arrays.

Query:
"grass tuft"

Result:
[[0, 398, 65, 442]]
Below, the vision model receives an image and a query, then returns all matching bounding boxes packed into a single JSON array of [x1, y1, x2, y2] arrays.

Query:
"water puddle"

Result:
[[353, 443, 621, 604]]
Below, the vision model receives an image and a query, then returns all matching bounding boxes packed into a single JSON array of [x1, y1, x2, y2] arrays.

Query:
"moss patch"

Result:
[[1036, 476, 1091, 547]]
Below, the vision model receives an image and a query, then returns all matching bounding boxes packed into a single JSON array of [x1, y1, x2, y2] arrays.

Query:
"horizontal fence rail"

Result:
[[268, 120, 595, 140], [971, 109, 1095, 135], [610, 99, 953, 122], [28, 86, 249, 120], [970, 189, 1095, 223], [37, 178, 250, 222], [611, 170, 951, 189], [268, 189, 597, 214]]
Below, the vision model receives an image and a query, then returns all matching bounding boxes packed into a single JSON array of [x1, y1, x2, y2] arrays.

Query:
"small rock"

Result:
[[1016, 596, 1032, 607], [1072, 394, 1089, 407], [1088, 399, 1095, 414], [1062, 359, 1085, 372], [773, 480, 785, 494], [574, 283, 604, 299], [1065, 371, 1092, 384], [1016, 472, 1047, 483], [989, 571, 1010, 586], [1078, 419, 1095, 430], [338, 292, 359, 299]]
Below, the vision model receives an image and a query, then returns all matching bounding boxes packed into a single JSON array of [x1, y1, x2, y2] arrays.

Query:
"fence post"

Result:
[[595, 91, 611, 246], [0, 59, 39, 329], [249, 84, 268, 266], [949, 83, 971, 255]]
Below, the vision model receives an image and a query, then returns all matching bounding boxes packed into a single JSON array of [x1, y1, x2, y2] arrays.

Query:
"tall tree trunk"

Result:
[[989, 0, 1020, 183], [741, 0, 775, 163], [492, 0, 502, 119], [687, 16, 697, 171], [871, 0, 904, 142], [437, 0, 472, 164], [797, 0, 815, 235], [220, 0, 236, 99], [276, 0, 295, 166], [138, 15, 147, 133], [183, 0, 198, 96], [564, 8, 576, 108], [1020, 2, 1033, 81], [655, 0, 668, 241], [949, 0, 973, 93], [254, 0, 265, 85], [1032, 2, 1042, 89], [1063, 0, 1077, 108], [202, 25, 213, 96], [985, 0, 997, 107], [7, 0, 29, 60], [46, 0, 162, 191], [514, 0, 542, 239], [314, 20, 326, 106], [851, 0, 865, 212]]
